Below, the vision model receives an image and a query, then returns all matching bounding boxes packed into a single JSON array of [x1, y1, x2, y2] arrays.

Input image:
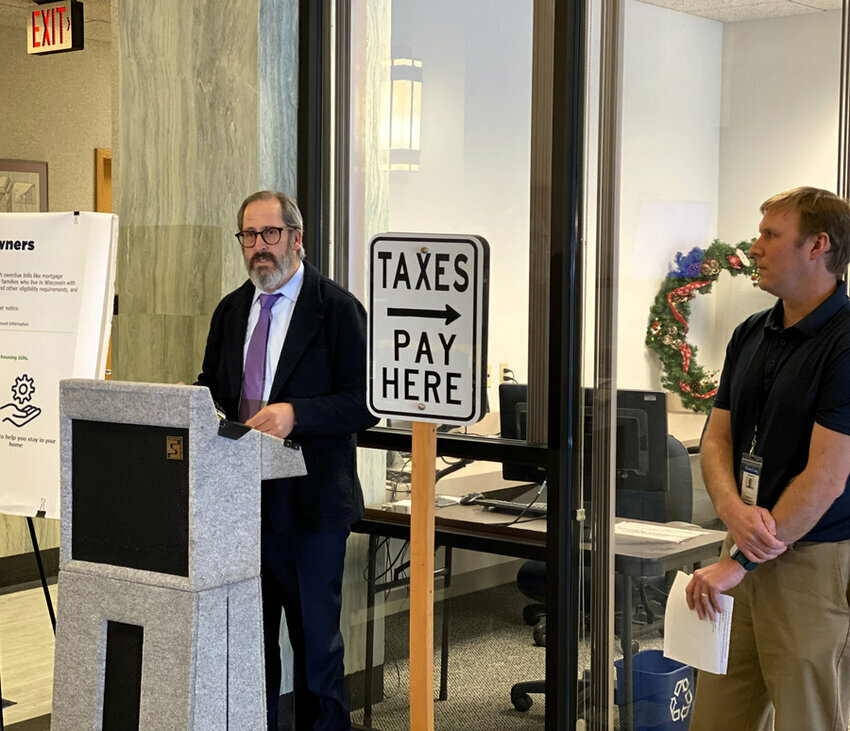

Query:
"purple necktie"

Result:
[[239, 293, 283, 422]]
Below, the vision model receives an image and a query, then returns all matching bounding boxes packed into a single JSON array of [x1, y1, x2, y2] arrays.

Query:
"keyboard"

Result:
[[474, 498, 547, 517]]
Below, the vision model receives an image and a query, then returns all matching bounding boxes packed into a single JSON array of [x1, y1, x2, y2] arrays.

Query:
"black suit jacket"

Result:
[[197, 261, 378, 532]]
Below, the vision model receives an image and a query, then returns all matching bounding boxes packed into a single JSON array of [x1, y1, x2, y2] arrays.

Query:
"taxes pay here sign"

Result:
[[368, 233, 489, 426]]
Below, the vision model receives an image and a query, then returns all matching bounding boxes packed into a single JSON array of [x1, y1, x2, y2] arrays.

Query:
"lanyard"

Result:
[[749, 329, 795, 455]]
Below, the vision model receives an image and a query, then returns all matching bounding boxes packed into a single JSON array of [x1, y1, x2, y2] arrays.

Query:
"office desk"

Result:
[[352, 485, 725, 729]]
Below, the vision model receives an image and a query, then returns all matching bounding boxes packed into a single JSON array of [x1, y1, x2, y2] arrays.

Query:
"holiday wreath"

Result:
[[645, 240, 760, 414]]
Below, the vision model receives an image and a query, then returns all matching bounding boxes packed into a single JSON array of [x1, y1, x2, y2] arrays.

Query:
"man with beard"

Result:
[[196, 191, 377, 730]]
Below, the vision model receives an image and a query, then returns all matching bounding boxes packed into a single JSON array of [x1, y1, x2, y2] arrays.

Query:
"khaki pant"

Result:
[[690, 538, 850, 731]]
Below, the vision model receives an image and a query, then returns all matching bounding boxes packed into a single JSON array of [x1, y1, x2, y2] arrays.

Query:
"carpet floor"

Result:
[[350, 581, 668, 730]]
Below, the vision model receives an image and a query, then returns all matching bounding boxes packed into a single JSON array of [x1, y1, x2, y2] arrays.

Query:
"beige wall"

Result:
[[0, 24, 112, 214]]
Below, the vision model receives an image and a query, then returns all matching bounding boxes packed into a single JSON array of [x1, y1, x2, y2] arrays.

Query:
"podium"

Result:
[[51, 380, 306, 730]]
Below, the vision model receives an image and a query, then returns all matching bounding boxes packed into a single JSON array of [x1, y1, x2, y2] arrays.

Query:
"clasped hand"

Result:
[[686, 502, 786, 620], [246, 402, 295, 439], [725, 502, 787, 562]]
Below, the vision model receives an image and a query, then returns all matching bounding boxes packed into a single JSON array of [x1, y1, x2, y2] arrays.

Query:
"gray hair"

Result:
[[237, 191, 305, 260]]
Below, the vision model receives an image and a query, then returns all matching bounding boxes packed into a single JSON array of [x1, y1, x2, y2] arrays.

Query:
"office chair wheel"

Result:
[[533, 617, 546, 647], [511, 692, 533, 712], [523, 604, 543, 626]]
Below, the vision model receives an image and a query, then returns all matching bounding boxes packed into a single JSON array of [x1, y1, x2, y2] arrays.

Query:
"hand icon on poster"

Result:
[[3, 373, 42, 428], [1, 402, 42, 427]]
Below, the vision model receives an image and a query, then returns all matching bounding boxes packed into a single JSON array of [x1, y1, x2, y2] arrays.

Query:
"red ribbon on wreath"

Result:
[[680, 343, 692, 372], [677, 321, 718, 400], [679, 381, 718, 400], [666, 280, 713, 333]]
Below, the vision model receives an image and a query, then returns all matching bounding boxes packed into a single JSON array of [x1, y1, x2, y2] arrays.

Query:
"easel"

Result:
[[0, 514, 57, 731]]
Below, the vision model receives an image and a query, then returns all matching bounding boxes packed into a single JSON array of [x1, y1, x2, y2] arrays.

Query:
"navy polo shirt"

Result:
[[713, 282, 850, 541]]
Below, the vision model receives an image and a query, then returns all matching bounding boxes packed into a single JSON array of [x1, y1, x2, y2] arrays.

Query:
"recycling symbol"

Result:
[[669, 676, 693, 722]]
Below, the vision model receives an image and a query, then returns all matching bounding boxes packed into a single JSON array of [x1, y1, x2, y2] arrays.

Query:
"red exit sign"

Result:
[[27, 1, 84, 55]]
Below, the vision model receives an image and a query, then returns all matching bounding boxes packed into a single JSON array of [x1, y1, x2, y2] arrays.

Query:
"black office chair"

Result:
[[516, 559, 547, 646], [510, 434, 693, 712]]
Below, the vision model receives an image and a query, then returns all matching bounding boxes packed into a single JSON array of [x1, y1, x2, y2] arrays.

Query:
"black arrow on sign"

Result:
[[387, 304, 461, 326]]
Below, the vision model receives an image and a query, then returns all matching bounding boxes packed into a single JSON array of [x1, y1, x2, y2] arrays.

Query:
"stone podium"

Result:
[[51, 380, 306, 730]]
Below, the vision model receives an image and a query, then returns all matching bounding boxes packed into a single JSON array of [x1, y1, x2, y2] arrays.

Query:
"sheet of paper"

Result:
[[663, 571, 733, 675], [615, 521, 706, 543]]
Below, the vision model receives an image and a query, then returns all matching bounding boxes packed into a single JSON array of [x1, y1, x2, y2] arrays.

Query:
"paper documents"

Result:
[[615, 521, 706, 543], [663, 571, 733, 675]]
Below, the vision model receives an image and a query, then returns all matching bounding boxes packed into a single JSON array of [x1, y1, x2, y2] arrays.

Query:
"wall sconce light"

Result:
[[389, 57, 422, 172]]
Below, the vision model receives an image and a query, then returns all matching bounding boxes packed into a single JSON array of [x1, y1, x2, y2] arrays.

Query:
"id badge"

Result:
[[740, 454, 763, 506]]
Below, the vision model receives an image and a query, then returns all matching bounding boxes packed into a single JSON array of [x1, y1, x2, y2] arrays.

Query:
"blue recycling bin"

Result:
[[615, 650, 694, 731]]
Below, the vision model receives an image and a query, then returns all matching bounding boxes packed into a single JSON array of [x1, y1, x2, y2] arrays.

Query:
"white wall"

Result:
[[614, 5, 841, 399], [691, 11, 843, 368], [615, 0, 723, 391], [718, 11, 841, 243], [387, 0, 534, 408]]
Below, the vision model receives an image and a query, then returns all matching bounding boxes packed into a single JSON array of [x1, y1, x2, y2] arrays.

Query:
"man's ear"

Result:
[[291, 229, 303, 252], [809, 231, 831, 261]]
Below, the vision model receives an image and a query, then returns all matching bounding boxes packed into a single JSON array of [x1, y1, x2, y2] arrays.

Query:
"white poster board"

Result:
[[0, 212, 117, 518]]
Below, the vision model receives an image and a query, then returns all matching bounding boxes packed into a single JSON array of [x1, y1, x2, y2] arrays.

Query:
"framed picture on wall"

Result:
[[0, 159, 48, 213]]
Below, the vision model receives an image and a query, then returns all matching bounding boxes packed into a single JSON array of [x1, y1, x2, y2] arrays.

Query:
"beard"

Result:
[[246, 245, 296, 291]]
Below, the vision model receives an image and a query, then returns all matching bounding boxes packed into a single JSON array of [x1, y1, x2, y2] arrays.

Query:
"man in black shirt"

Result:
[[686, 187, 850, 730]]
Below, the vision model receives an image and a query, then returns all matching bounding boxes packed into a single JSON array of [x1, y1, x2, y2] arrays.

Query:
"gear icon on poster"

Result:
[[12, 374, 35, 404], [2, 373, 42, 428]]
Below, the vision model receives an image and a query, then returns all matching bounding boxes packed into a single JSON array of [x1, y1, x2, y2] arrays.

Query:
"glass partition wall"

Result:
[[322, 0, 848, 728], [581, 0, 847, 727], [342, 0, 583, 728]]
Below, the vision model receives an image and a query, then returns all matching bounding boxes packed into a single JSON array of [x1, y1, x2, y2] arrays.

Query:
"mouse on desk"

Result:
[[459, 492, 484, 505]]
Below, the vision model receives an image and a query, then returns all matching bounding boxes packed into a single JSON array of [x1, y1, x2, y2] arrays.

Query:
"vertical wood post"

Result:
[[409, 421, 437, 731]]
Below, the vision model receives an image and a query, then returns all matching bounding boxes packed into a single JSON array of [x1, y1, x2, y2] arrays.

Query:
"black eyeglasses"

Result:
[[235, 226, 294, 248]]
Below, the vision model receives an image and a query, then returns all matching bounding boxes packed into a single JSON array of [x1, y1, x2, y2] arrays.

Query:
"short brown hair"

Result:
[[760, 186, 850, 276], [237, 191, 305, 259]]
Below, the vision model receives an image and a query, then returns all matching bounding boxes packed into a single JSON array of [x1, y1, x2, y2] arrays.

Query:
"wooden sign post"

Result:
[[410, 421, 437, 729], [367, 233, 489, 730]]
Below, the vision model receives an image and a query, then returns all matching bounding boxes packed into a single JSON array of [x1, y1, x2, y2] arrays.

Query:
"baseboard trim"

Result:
[[0, 549, 58, 590]]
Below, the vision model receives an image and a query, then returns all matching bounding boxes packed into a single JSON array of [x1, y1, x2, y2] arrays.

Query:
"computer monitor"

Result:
[[583, 388, 668, 520], [498, 383, 546, 484]]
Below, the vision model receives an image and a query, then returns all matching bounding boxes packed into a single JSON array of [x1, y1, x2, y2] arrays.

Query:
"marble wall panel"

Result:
[[0, 515, 59, 559], [116, 226, 157, 316], [120, 225, 223, 317], [258, 0, 299, 196], [193, 314, 214, 378], [162, 316, 201, 385], [223, 224, 251, 297], [112, 313, 166, 384], [116, 0, 259, 383]]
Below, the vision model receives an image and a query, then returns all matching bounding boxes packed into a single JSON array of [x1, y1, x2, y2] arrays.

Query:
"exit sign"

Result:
[[27, 1, 84, 55]]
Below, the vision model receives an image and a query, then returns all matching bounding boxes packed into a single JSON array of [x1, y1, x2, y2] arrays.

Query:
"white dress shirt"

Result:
[[243, 262, 305, 405]]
